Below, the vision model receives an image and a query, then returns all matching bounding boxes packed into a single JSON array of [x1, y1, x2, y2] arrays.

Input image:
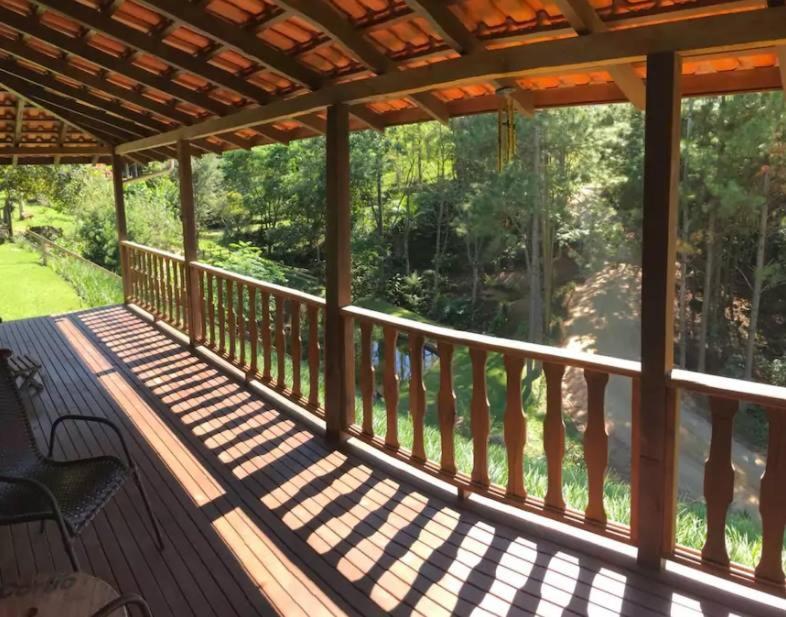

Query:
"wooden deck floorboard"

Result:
[[0, 305, 766, 616]]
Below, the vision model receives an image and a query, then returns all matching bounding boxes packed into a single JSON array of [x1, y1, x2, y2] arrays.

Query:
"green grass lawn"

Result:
[[14, 203, 77, 237], [0, 242, 83, 321]]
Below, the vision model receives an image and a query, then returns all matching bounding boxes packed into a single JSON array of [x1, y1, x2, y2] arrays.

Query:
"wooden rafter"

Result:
[[275, 0, 448, 125], [31, 0, 271, 105], [53, 121, 67, 165], [11, 98, 23, 165], [132, 0, 321, 89], [0, 58, 171, 135], [0, 5, 229, 116], [116, 7, 786, 154], [0, 145, 112, 157], [553, 0, 646, 109], [402, 0, 534, 117]]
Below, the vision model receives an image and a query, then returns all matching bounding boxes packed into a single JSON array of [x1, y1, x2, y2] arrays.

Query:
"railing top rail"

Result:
[[670, 368, 786, 410], [26, 231, 121, 279], [343, 305, 641, 377], [122, 240, 185, 263], [191, 261, 326, 306]]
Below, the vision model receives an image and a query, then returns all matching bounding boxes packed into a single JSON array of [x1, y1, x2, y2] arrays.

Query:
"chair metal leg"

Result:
[[53, 515, 80, 572], [133, 467, 164, 551]]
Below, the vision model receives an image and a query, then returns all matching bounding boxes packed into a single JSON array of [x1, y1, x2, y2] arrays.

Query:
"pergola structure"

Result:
[[2, 0, 786, 611]]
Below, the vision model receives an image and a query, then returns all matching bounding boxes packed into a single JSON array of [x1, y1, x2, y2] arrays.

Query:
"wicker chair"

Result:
[[0, 349, 163, 571]]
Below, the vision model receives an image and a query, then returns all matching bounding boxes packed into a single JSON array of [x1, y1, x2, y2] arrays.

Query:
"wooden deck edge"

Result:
[[124, 302, 786, 617]]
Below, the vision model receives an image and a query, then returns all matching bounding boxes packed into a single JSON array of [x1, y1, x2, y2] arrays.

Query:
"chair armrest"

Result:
[[48, 415, 134, 467], [0, 474, 64, 520], [90, 593, 153, 617]]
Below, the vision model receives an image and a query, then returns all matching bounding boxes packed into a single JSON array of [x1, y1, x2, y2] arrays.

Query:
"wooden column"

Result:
[[324, 103, 354, 440], [111, 152, 131, 302], [637, 51, 682, 570], [177, 139, 203, 345]]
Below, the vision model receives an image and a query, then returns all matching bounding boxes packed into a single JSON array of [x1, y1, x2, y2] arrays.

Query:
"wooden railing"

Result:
[[123, 242, 187, 329], [669, 370, 786, 589], [343, 305, 642, 542], [121, 241, 786, 595], [191, 262, 326, 413]]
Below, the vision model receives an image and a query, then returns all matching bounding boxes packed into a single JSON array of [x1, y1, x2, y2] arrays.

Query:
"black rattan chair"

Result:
[[0, 349, 163, 571]]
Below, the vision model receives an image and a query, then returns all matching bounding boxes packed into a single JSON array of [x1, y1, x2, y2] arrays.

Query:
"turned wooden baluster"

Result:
[[143, 252, 152, 309], [206, 273, 215, 348], [359, 321, 375, 435], [291, 300, 302, 398], [307, 305, 320, 408], [198, 270, 207, 344], [261, 292, 271, 382], [248, 287, 258, 377], [226, 279, 236, 361], [181, 262, 190, 329], [630, 376, 641, 541], [236, 283, 246, 367], [155, 256, 164, 317], [171, 261, 179, 325], [755, 406, 786, 585], [383, 325, 399, 450], [437, 342, 457, 475], [152, 254, 161, 316], [503, 354, 526, 499], [469, 348, 490, 488], [409, 333, 426, 462], [543, 362, 566, 511], [701, 396, 737, 567], [217, 277, 226, 354], [164, 259, 175, 323], [584, 369, 610, 524], [275, 296, 286, 388]]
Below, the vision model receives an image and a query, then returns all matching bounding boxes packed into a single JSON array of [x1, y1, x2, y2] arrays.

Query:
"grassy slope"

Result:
[[14, 204, 77, 237], [0, 242, 83, 320]]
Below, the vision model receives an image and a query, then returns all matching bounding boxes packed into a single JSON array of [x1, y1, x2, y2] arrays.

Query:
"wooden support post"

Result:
[[111, 152, 131, 302], [324, 103, 354, 441], [637, 51, 682, 570], [177, 139, 203, 345]]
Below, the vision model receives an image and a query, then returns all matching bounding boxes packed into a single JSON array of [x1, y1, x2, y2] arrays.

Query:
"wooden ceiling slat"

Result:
[[0, 5, 226, 116], [0, 57, 172, 134], [133, 0, 322, 89], [116, 7, 786, 154], [554, 0, 646, 110], [31, 0, 272, 105]]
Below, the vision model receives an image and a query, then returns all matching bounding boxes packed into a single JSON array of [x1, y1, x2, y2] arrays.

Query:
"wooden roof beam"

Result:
[[0, 5, 230, 116], [402, 0, 533, 118], [0, 37, 203, 130], [115, 7, 786, 154], [12, 98, 23, 165], [0, 58, 173, 135], [53, 121, 67, 165], [31, 0, 272, 105], [132, 0, 322, 89], [0, 145, 112, 156], [276, 0, 449, 125], [553, 0, 646, 109]]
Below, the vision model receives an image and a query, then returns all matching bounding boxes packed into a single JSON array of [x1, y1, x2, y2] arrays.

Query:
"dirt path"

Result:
[[561, 262, 764, 514]]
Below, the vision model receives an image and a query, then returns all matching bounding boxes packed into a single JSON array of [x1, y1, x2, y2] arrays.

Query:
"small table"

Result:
[[0, 573, 126, 617]]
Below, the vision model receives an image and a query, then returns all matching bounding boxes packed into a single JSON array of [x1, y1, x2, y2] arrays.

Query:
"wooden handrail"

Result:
[[191, 261, 325, 307], [342, 305, 641, 377], [670, 369, 786, 410], [121, 240, 184, 263], [26, 231, 120, 278]]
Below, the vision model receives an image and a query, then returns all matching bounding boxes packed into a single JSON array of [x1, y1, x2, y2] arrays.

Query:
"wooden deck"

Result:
[[0, 305, 772, 616]]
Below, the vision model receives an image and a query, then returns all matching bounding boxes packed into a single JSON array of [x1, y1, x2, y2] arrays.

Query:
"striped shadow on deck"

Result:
[[0, 306, 762, 616]]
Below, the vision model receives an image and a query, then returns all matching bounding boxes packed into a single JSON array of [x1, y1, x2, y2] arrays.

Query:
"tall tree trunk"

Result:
[[529, 123, 543, 346], [375, 157, 384, 238], [433, 196, 445, 296], [744, 168, 770, 380], [678, 104, 693, 368], [403, 192, 411, 275], [698, 207, 716, 373]]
